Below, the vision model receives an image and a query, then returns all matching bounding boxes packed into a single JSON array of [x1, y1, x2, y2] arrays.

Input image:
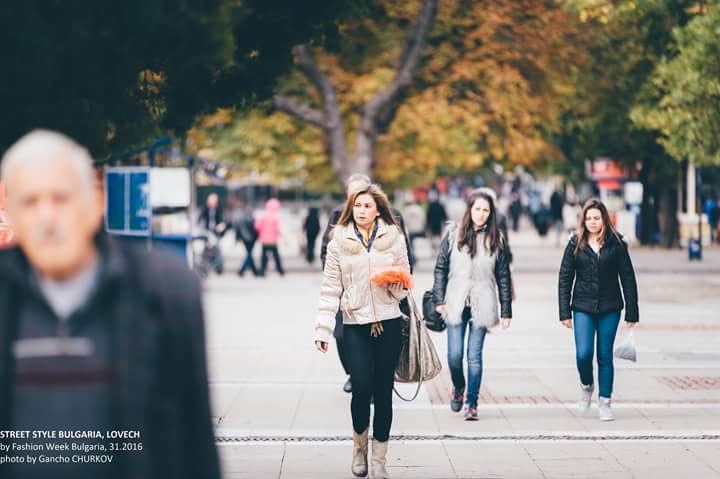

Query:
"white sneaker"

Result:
[[578, 383, 594, 413], [598, 397, 614, 421]]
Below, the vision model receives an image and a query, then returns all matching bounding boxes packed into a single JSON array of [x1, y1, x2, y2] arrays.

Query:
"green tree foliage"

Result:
[[0, 0, 367, 157], [631, 5, 720, 165]]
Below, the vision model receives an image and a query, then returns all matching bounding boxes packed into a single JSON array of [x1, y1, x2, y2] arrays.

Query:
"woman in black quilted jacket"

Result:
[[558, 198, 639, 422]]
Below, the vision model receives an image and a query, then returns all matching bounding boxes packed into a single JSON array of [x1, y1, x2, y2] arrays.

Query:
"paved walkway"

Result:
[[205, 239, 720, 478]]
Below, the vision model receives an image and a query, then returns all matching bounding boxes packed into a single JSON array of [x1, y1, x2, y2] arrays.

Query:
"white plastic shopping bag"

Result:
[[614, 329, 637, 362]]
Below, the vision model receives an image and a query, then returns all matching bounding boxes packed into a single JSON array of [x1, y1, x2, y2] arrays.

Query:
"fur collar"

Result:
[[332, 220, 399, 255]]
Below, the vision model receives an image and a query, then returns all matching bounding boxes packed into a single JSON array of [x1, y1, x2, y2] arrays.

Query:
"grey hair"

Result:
[[345, 173, 371, 188], [1, 130, 96, 197]]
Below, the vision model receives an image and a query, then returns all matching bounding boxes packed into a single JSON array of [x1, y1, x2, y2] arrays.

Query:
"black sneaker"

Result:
[[450, 389, 464, 413], [464, 405, 478, 421], [343, 377, 352, 394]]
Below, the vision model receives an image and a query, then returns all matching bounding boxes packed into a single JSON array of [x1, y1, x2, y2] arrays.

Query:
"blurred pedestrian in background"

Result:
[[0, 130, 220, 479], [402, 200, 426, 268], [255, 198, 285, 276], [432, 190, 512, 421], [234, 199, 259, 276], [303, 207, 321, 265], [550, 188, 565, 247], [704, 196, 719, 243], [558, 198, 639, 422], [198, 192, 227, 274], [314, 183, 410, 479], [426, 191, 448, 253], [508, 193, 522, 232]]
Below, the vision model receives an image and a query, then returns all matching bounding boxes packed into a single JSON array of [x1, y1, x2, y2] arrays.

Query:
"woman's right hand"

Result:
[[561, 319, 573, 330], [315, 341, 328, 353], [435, 304, 446, 314]]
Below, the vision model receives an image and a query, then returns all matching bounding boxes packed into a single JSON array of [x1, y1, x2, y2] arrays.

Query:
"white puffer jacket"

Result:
[[314, 220, 410, 343]]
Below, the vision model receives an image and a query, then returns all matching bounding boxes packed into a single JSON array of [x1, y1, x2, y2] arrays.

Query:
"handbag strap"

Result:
[[393, 292, 425, 402]]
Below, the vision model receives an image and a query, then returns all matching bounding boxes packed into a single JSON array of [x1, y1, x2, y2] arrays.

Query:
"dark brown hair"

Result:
[[574, 198, 621, 255], [337, 184, 397, 228], [458, 191, 502, 257]]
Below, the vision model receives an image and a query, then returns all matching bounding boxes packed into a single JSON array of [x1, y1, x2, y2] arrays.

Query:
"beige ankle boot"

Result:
[[370, 439, 390, 479], [351, 429, 369, 477]]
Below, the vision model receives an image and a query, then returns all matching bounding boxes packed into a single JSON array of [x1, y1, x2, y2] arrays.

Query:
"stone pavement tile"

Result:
[[432, 407, 512, 435], [524, 443, 632, 479], [278, 443, 349, 475], [601, 442, 720, 479], [445, 442, 546, 479], [684, 443, 720, 473], [501, 408, 587, 433], [210, 384, 242, 426], [291, 387, 352, 434], [392, 408, 443, 435], [219, 444, 283, 476], [482, 370, 559, 398], [218, 386, 302, 431], [635, 407, 720, 430], [277, 442, 456, 478], [577, 410, 657, 432]]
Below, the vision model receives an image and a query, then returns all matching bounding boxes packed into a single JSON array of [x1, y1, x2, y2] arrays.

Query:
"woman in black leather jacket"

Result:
[[432, 190, 512, 421], [558, 198, 639, 422]]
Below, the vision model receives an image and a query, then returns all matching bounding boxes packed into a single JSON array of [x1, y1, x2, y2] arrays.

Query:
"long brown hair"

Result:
[[337, 183, 398, 228], [458, 191, 502, 257], [574, 198, 621, 255]]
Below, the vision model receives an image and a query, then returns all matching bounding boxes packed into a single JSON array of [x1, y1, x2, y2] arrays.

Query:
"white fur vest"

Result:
[[443, 227, 500, 330]]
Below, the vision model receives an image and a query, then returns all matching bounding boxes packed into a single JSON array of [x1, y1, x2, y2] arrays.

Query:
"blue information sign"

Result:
[[105, 167, 150, 236]]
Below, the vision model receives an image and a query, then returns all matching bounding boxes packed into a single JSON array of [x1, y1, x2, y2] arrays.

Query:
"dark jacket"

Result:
[[199, 205, 225, 235], [0, 233, 220, 479], [558, 232, 639, 322], [432, 228, 513, 319], [234, 210, 257, 244], [426, 201, 448, 235]]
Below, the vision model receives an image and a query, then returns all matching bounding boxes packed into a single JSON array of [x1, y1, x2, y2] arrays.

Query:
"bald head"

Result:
[[1, 130, 102, 280]]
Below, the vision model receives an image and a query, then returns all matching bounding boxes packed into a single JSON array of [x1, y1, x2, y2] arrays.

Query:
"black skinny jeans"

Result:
[[260, 244, 285, 275], [343, 318, 403, 442]]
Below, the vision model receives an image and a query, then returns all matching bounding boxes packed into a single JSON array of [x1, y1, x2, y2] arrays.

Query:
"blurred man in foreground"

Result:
[[0, 130, 220, 479]]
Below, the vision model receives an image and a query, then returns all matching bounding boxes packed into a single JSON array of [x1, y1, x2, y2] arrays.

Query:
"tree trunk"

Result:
[[639, 155, 654, 245], [659, 185, 679, 248], [274, 0, 437, 186]]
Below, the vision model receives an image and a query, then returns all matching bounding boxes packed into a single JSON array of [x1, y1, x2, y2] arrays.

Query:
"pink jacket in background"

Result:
[[255, 198, 282, 245]]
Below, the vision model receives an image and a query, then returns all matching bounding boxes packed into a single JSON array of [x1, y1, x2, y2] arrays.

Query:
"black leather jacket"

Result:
[[558, 233, 639, 322], [432, 230, 513, 318]]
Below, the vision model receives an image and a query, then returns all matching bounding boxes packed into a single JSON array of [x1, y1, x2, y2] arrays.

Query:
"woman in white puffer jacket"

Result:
[[314, 183, 410, 479]]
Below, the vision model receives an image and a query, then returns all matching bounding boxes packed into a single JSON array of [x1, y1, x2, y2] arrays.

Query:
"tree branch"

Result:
[[274, 44, 350, 182], [362, 0, 438, 135], [273, 96, 326, 128]]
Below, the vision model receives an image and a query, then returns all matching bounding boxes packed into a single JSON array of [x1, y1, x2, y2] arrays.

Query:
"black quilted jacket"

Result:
[[558, 232, 639, 322]]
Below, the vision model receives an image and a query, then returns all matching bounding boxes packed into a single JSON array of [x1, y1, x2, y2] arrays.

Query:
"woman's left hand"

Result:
[[500, 317, 511, 329], [388, 282, 404, 298], [625, 322, 637, 329]]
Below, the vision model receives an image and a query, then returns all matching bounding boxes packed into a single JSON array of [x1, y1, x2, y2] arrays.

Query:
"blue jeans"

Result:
[[447, 308, 487, 407], [573, 310, 621, 398]]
